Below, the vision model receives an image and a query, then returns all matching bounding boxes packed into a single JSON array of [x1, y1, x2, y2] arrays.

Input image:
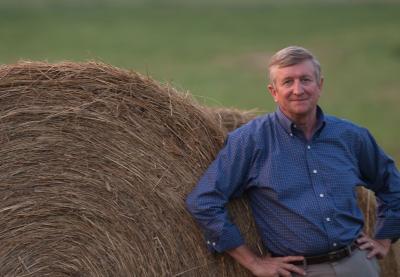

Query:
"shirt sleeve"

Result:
[[358, 129, 400, 241], [185, 130, 254, 253]]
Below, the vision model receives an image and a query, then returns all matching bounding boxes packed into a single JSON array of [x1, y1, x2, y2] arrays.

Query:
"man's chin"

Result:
[[291, 106, 310, 115]]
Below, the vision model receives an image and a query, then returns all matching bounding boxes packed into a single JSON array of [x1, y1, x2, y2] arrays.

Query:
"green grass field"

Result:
[[1, 0, 399, 161]]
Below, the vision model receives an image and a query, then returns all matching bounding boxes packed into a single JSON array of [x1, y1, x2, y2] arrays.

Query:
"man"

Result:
[[186, 46, 400, 277]]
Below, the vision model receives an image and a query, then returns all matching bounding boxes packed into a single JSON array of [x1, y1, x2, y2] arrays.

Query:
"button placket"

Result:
[[304, 140, 337, 244]]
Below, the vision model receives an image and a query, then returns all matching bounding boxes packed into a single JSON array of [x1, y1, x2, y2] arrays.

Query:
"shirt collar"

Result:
[[275, 106, 326, 135]]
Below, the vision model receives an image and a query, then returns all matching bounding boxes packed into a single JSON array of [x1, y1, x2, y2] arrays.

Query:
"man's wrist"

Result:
[[247, 255, 262, 274], [226, 245, 261, 273]]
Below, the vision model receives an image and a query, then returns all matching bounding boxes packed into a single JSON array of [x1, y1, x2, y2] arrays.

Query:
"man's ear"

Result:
[[317, 76, 324, 99], [267, 84, 278, 102], [318, 76, 324, 91]]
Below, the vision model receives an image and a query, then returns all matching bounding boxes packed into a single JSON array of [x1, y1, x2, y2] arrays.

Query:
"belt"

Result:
[[291, 242, 358, 266]]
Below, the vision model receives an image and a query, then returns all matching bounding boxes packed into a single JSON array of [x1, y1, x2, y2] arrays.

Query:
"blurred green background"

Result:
[[1, 0, 399, 161]]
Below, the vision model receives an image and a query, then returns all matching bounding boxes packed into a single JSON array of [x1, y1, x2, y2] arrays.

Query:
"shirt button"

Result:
[[307, 145, 311, 149], [313, 169, 318, 174], [333, 243, 337, 247], [319, 193, 324, 198], [212, 242, 216, 246], [326, 217, 331, 222], [290, 133, 293, 137], [207, 241, 210, 245]]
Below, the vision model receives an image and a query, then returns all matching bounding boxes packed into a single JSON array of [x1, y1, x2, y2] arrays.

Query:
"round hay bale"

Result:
[[205, 106, 260, 133], [207, 107, 399, 277], [0, 61, 261, 276], [356, 187, 399, 277]]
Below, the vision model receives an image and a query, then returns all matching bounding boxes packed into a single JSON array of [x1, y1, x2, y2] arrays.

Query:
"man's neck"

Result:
[[288, 110, 318, 141], [294, 119, 316, 140]]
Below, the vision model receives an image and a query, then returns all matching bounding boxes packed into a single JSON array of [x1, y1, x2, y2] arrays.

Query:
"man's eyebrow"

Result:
[[280, 77, 292, 82]]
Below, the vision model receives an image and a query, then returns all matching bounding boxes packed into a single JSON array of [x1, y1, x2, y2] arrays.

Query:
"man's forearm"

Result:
[[226, 245, 306, 277]]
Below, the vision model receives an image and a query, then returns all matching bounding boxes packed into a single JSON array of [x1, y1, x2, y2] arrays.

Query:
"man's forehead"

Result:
[[272, 61, 316, 78]]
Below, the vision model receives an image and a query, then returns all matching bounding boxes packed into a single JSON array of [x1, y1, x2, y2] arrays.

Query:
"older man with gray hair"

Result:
[[186, 46, 400, 277]]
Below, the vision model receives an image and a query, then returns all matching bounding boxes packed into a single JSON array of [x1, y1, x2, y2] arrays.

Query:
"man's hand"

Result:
[[249, 255, 306, 277], [357, 232, 391, 259], [227, 245, 306, 277]]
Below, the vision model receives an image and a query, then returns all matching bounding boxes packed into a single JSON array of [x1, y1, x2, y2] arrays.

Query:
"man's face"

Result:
[[268, 60, 323, 121]]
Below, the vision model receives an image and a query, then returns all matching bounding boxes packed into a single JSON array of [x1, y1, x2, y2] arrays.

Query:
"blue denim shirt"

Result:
[[186, 107, 400, 256]]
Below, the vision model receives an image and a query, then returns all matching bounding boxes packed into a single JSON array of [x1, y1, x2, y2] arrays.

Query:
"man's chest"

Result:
[[247, 137, 362, 203]]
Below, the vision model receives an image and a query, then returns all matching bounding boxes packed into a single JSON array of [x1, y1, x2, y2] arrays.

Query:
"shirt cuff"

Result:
[[205, 223, 244, 253]]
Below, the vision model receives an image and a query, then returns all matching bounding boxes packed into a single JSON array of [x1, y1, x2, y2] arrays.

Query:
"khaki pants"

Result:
[[293, 249, 380, 277]]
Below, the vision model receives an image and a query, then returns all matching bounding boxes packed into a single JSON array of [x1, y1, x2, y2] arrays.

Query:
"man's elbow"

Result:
[[185, 192, 197, 216], [185, 191, 206, 218]]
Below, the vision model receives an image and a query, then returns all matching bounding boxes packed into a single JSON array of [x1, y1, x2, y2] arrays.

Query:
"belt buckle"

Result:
[[329, 252, 338, 261], [328, 245, 352, 262]]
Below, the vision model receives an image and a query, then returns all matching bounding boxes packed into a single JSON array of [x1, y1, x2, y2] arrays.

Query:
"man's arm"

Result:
[[186, 131, 253, 253], [227, 245, 306, 277], [357, 128, 400, 252]]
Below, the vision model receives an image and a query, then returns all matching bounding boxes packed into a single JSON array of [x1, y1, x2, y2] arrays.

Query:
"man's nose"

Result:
[[292, 80, 304, 95]]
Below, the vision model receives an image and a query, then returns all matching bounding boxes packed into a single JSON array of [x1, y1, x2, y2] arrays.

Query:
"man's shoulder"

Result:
[[324, 114, 369, 137], [229, 112, 272, 135], [226, 113, 273, 145]]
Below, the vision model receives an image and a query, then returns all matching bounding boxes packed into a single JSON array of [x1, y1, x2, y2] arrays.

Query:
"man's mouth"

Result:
[[291, 98, 308, 102]]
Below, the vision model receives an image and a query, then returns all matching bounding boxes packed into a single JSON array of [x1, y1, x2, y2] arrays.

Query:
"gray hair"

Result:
[[268, 46, 322, 84]]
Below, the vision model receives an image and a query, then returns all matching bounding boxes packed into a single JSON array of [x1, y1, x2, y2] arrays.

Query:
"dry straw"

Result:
[[205, 106, 261, 133], [0, 61, 263, 276], [0, 61, 397, 276]]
